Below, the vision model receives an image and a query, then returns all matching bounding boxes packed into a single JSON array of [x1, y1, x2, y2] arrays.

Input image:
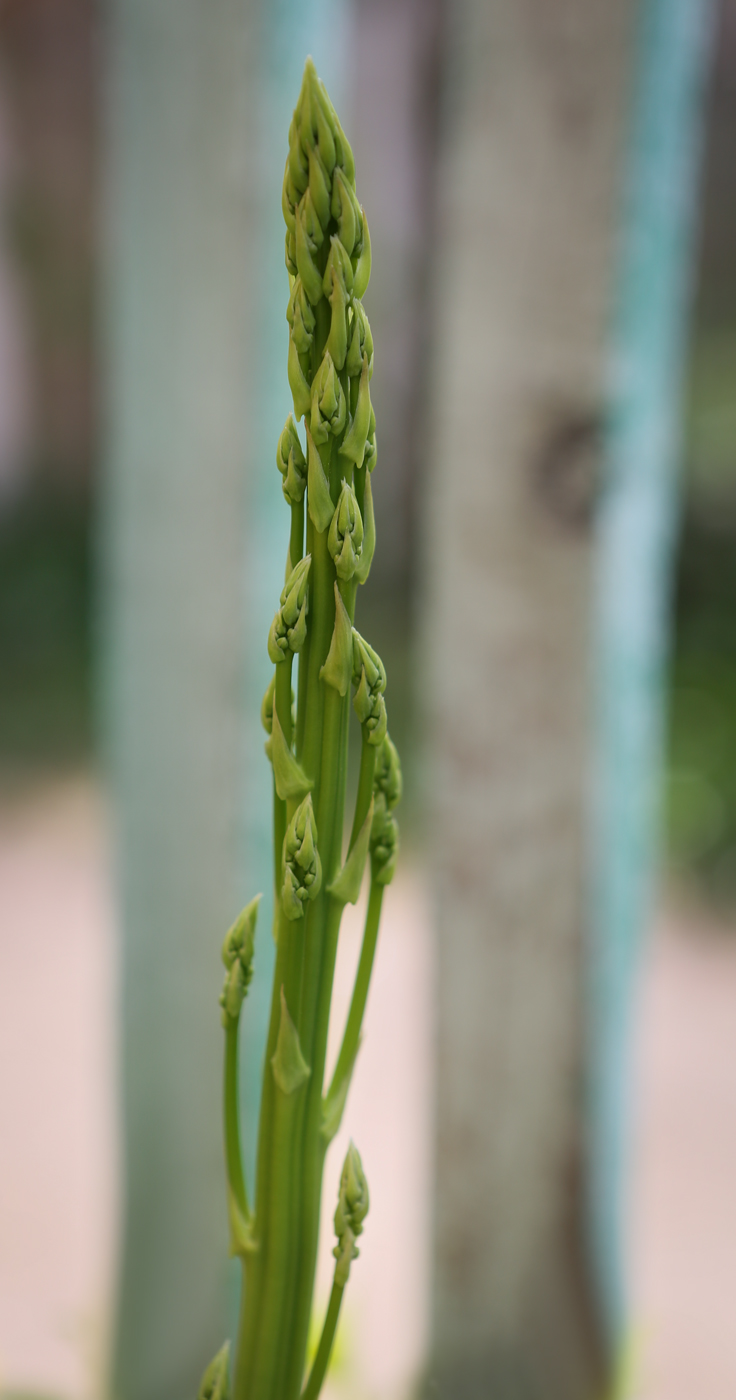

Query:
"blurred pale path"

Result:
[[2, 779, 736, 1397], [0, 779, 118, 1399], [422, 0, 636, 1389], [317, 872, 433, 1400], [630, 905, 736, 1400]]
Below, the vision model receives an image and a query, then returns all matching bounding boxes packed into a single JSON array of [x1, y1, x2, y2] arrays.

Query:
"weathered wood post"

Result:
[[422, 2, 635, 1395], [423, 0, 715, 1394]]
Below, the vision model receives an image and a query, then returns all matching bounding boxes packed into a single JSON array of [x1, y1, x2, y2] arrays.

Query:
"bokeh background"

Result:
[[0, 1, 734, 1398]]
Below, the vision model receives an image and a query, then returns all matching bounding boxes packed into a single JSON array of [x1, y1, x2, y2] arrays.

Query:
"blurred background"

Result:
[[0, 0, 734, 1398]]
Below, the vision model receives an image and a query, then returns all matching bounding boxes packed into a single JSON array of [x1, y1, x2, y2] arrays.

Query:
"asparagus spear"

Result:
[[199, 57, 400, 1400]]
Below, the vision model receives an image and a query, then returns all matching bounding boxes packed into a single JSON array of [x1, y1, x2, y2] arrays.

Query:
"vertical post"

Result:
[[102, 2, 256, 1394], [589, 0, 716, 1350], [422, 2, 635, 1396]]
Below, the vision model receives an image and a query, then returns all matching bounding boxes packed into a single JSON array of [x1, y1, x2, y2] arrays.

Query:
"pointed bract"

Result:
[[198, 1342, 230, 1400], [272, 988, 311, 1094], [328, 797, 374, 905], [352, 207, 372, 299], [269, 707, 312, 802], [354, 473, 375, 585], [306, 428, 335, 533], [320, 584, 354, 695], [340, 355, 372, 467], [321, 1038, 360, 1143]]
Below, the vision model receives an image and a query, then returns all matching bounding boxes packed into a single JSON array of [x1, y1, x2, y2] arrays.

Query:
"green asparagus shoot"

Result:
[[198, 56, 402, 1400]]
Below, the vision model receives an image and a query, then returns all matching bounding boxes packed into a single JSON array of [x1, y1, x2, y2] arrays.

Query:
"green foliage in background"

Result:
[[0, 488, 92, 767], [666, 330, 736, 903]]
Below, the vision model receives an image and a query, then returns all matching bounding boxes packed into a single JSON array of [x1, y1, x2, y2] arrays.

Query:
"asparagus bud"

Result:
[[282, 794, 322, 920], [351, 629, 388, 746], [363, 406, 377, 474], [268, 555, 312, 663], [340, 355, 372, 469], [260, 674, 276, 734], [286, 277, 316, 356], [333, 1142, 369, 1287], [330, 165, 362, 257], [308, 144, 331, 229], [220, 895, 261, 1028], [321, 235, 354, 300], [370, 796, 399, 887], [287, 340, 312, 422], [354, 474, 375, 586], [295, 189, 326, 304], [352, 207, 372, 300], [345, 302, 374, 380], [198, 1342, 230, 1400], [369, 735, 402, 886], [328, 480, 364, 581], [277, 414, 308, 507], [310, 350, 347, 446], [286, 280, 315, 421], [374, 734, 403, 810], [324, 248, 351, 371]]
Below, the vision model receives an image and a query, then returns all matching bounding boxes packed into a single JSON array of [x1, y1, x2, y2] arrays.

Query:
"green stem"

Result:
[[243, 298, 336, 1400], [245, 503, 338, 1398], [353, 460, 366, 521], [248, 1075, 308, 1400], [349, 732, 375, 852], [286, 898, 341, 1398], [326, 874, 383, 1109], [287, 690, 351, 1397], [295, 515, 313, 759], [273, 660, 292, 893], [299, 526, 333, 786], [233, 907, 291, 1397], [301, 1279, 345, 1400]]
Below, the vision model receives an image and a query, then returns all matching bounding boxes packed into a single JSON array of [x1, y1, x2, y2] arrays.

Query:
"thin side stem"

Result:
[[233, 906, 291, 1397], [286, 896, 343, 1398], [348, 732, 375, 852], [286, 575, 358, 1395], [273, 659, 292, 892], [247, 1071, 307, 1400], [224, 1020, 249, 1222], [295, 515, 313, 758], [326, 874, 383, 1108], [300, 1279, 344, 1400]]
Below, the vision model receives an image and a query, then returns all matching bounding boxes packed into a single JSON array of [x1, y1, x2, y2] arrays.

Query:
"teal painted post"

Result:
[[589, 0, 715, 1350], [104, 4, 348, 1387], [102, 3, 257, 1394]]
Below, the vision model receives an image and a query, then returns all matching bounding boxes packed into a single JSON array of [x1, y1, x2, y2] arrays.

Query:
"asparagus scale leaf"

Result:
[[209, 57, 402, 1400]]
